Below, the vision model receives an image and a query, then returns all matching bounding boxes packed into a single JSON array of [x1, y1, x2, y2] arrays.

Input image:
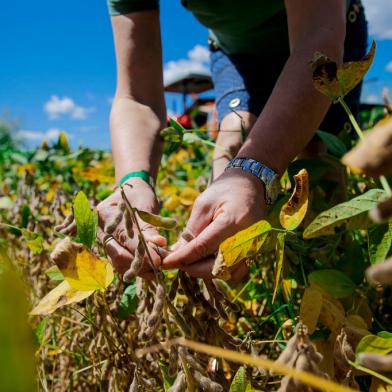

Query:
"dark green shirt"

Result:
[[107, 0, 348, 56]]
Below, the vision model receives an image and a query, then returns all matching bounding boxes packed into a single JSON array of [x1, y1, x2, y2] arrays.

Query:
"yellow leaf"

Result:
[[272, 233, 285, 303], [30, 280, 93, 316], [163, 194, 181, 211], [337, 41, 376, 98], [214, 220, 272, 271], [279, 169, 309, 230], [51, 238, 113, 291], [311, 41, 376, 100], [300, 287, 323, 334], [179, 187, 199, 206]]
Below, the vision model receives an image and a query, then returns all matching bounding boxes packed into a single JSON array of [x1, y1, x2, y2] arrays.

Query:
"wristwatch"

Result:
[[225, 157, 280, 205]]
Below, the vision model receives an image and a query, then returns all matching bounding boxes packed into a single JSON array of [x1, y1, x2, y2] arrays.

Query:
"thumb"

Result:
[[163, 213, 233, 268]]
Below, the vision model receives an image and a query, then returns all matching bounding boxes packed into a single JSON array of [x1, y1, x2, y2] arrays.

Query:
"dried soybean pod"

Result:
[[123, 240, 145, 283], [358, 353, 392, 372], [168, 273, 180, 301], [124, 207, 134, 239], [168, 371, 186, 392], [104, 202, 125, 234], [192, 370, 223, 392], [168, 347, 179, 377], [147, 283, 165, 327], [128, 368, 139, 392]]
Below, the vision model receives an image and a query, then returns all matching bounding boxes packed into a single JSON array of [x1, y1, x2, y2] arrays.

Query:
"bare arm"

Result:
[[239, 0, 346, 175], [163, 0, 347, 277], [110, 10, 166, 181]]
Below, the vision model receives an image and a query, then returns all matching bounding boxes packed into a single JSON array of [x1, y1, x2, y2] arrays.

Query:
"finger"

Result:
[[358, 353, 392, 372], [180, 258, 215, 280], [179, 258, 248, 283], [142, 225, 167, 247], [105, 238, 134, 274], [366, 258, 392, 285], [169, 230, 194, 252], [59, 221, 76, 235], [163, 214, 235, 268]]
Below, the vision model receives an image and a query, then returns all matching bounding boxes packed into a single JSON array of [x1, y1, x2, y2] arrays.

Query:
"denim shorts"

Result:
[[210, 0, 368, 134]]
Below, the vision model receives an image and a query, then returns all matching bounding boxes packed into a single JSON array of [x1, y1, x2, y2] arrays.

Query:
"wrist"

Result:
[[225, 157, 280, 205]]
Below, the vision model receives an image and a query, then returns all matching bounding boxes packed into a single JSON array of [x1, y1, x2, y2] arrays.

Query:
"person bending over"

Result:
[[98, 0, 368, 280]]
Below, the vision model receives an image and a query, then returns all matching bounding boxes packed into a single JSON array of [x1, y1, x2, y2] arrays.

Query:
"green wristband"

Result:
[[119, 170, 155, 189]]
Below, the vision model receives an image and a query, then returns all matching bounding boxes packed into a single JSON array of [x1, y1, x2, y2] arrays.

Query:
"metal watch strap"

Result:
[[225, 157, 279, 204]]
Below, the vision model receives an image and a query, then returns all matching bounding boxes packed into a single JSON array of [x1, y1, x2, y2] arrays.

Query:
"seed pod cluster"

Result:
[[178, 347, 223, 392], [123, 238, 146, 283], [168, 371, 186, 392], [275, 322, 328, 392], [138, 282, 165, 340]]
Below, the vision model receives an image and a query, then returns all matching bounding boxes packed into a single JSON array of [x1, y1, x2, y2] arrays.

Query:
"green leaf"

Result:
[[21, 229, 44, 255], [378, 331, 392, 339], [338, 243, 365, 285], [160, 126, 184, 143], [272, 233, 285, 303], [73, 191, 97, 248], [117, 282, 138, 319], [159, 360, 176, 391], [308, 269, 355, 298], [368, 223, 392, 265], [316, 130, 347, 157], [229, 366, 249, 392], [45, 266, 64, 281], [303, 189, 387, 239], [34, 317, 49, 345], [356, 334, 392, 356]]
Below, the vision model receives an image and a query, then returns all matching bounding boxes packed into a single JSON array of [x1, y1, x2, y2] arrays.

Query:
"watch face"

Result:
[[266, 176, 280, 204]]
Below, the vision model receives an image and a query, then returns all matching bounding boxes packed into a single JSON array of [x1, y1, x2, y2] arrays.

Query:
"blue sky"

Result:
[[1, 0, 391, 149]]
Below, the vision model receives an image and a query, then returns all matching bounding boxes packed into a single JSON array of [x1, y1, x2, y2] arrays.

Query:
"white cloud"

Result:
[[164, 45, 210, 85], [386, 62, 392, 73], [363, 93, 380, 104], [44, 95, 95, 120], [16, 128, 71, 142], [362, 0, 392, 40], [188, 45, 210, 63]]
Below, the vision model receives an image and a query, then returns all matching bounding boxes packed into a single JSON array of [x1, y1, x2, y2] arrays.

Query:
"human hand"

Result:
[[97, 178, 166, 279], [163, 169, 267, 280]]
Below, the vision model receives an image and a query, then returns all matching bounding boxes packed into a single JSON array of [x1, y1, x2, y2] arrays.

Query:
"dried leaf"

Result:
[[303, 189, 387, 239], [51, 238, 113, 291], [300, 287, 323, 334], [311, 41, 376, 100], [214, 220, 272, 270], [337, 41, 376, 97], [30, 280, 93, 315], [279, 169, 309, 230], [136, 209, 177, 230]]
